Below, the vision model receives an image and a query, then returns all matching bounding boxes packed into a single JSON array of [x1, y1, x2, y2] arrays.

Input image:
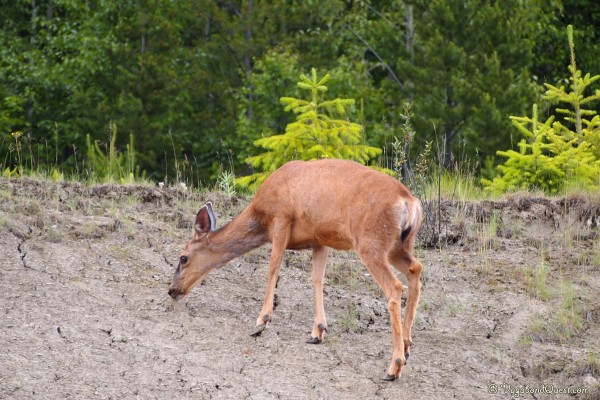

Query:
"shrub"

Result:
[[236, 69, 382, 190], [484, 25, 600, 195]]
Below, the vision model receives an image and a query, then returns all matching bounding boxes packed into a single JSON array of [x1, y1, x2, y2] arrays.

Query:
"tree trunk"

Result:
[[245, 0, 253, 120], [28, 0, 38, 141], [444, 124, 454, 168], [405, 5, 414, 60], [405, 5, 414, 102], [444, 84, 455, 168]]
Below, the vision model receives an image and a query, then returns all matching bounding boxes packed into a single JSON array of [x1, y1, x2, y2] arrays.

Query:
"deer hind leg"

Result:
[[251, 220, 290, 337], [307, 246, 329, 344], [388, 245, 423, 361], [358, 246, 406, 381]]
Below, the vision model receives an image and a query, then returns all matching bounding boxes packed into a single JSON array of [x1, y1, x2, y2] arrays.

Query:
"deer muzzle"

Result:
[[168, 286, 185, 301]]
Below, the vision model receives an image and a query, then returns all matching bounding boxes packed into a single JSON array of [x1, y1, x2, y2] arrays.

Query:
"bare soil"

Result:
[[1, 178, 599, 399]]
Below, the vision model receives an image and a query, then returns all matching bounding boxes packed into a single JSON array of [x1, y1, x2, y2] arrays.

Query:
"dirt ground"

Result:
[[1, 178, 599, 400]]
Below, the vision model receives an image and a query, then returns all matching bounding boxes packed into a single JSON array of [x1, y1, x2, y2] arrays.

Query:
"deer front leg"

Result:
[[307, 246, 329, 344], [251, 220, 290, 337]]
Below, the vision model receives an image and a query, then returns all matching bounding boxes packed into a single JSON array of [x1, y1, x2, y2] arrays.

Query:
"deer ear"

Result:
[[195, 202, 216, 236]]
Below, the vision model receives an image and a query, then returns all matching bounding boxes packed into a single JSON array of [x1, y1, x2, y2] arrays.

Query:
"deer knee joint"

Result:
[[394, 281, 404, 293], [409, 260, 423, 275]]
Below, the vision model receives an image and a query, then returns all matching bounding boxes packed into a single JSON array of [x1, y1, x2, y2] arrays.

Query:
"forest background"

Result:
[[1, 0, 599, 189]]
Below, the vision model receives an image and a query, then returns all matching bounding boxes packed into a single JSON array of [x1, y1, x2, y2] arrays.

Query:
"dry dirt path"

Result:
[[1, 179, 598, 399]]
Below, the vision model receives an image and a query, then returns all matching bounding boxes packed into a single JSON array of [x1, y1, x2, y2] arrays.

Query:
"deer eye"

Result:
[[179, 255, 188, 265]]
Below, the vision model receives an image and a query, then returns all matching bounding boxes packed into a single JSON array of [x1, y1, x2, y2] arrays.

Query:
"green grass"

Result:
[[554, 279, 584, 340], [524, 249, 551, 301], [523, 279, 585, 344], [216, 169, 237, 197], [575, 350, 600, 377], [425, 168, 485, 201], [338, 301, 359, 333], [474, 213, 500, 277], [445, 302, 463, 317], [0, 215, 9, 229]]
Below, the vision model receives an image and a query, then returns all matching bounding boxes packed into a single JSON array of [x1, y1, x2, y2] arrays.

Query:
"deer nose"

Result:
[[168, 288, 179, 299]]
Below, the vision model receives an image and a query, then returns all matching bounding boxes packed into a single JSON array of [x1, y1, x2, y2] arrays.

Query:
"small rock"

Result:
[[100, 327, 112, 335], [583, 374, 598, 386]]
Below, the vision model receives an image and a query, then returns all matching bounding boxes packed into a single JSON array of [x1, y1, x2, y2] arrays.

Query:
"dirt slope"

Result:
[[1, 178, 599, 399]]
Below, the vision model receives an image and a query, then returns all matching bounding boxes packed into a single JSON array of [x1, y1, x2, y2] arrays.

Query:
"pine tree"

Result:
[[392, 0, 542, 167], [544, 26, 600, 160], [484, 25, 600, 194], [483, 105, 565, 193], [236, 69, 382, 190]]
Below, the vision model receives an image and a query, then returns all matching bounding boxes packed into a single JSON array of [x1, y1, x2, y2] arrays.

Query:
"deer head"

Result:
[[168, 202, 218, 300]]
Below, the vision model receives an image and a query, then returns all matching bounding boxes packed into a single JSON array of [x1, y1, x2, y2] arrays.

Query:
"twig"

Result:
[[343, 24, 405, 92]]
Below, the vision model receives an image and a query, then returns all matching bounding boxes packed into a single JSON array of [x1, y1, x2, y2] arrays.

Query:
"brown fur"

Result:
[[169, 159, 424, 380]]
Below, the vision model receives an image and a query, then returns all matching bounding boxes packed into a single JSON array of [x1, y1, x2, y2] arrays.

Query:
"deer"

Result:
[[168, 159, 424, 381]]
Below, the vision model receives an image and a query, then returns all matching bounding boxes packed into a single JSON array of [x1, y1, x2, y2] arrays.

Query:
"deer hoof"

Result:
[[306, 336, 321, 344], [250, 324, 267, 337], [382, 373, 398, 382]]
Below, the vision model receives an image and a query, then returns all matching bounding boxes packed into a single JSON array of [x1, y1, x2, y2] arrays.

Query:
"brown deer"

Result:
[[168, 159, 424, 381]]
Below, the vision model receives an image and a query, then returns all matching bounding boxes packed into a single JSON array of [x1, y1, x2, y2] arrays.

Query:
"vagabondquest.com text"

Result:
[[488, 382, 588, 397]]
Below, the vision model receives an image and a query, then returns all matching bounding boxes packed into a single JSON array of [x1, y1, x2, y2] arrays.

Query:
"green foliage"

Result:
[[393, 0, 542, 166], [216, 168, 237, 198], [85, 123, 140, 184], [235, 48, 302, 164], [0, 1, 597, 185], [2, 166, 18, 178], [532, 1, 600, 90], [484, 25, 600, 195], [236, 69, 382, 190], [391, 103, 432, 198]]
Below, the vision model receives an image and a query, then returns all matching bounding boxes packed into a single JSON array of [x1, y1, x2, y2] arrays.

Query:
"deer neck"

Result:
[[208, 207, 268, 264]]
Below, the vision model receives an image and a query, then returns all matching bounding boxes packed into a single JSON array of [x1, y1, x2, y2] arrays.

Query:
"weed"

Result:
[[419, 298, 430, 312], [338, 302, 359, 333], [446, 302, 463, 317], [524, 279, 585, 344], [413, 314, 423, 328], [488, 212, 499, 240], [524, 315, 548, 343], [588, 239, 600, 269], [11, 131, 23, 174], [0, 185, 11, 199], [425, 166, 484, 201], [329, 264, 346, 288], [22, 199, 41, 216], [83, 123, 145, 184], [125, 194, 141, 207], [488, 347, 511, 365], [0, 215, 9, 229], [533, 259, 550, 301], [575, 351, 600, 377], [391, 102, 480, 248], [43, 225, 64, 243], [217, 169, 237, 197], [518, 335, 533, 347], [474, 215, 498, 277], [553, 279, 583, 340]]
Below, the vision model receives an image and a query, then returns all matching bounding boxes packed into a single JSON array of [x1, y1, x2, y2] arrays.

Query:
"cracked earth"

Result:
[[1, 178, 599, 399]]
